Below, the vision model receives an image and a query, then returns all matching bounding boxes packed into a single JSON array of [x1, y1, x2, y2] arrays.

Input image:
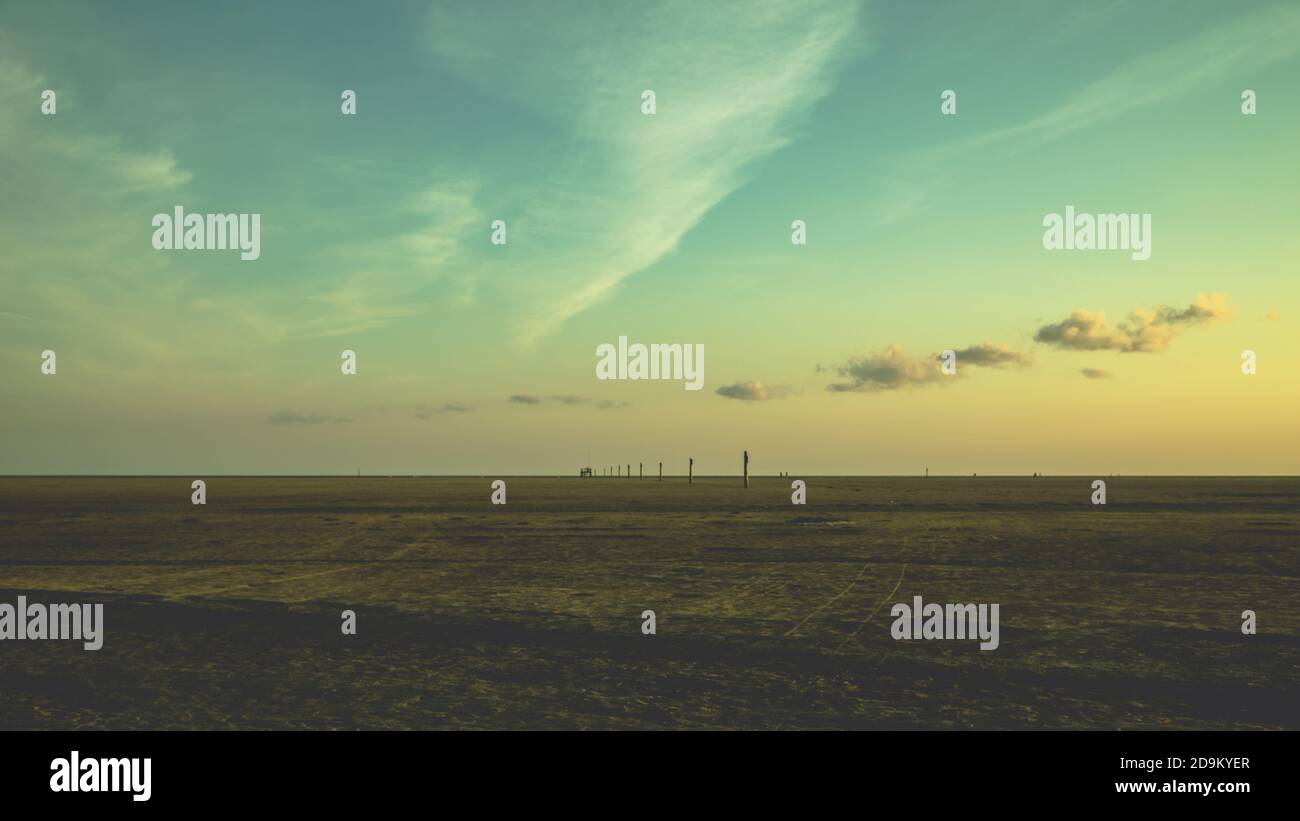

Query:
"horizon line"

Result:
[[3, 473, 1298, 479]]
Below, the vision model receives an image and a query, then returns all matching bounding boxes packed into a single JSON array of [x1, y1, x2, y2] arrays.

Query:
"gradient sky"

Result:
[[2, 0, 1298, 475]]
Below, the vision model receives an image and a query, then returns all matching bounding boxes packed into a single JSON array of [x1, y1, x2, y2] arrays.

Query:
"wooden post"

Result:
[[639, 462, 643, 479], [627, 464, 631, 479], [689, 458, 693, 484], [743, 450, 749, 488], [658, 462, 662, 481]]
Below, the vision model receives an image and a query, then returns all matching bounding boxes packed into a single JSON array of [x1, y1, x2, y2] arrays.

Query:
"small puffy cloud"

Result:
[[1035, 293, 1231, 353], [269, 410, 353, 424], [551, 395, 588, 405], [1080, 368, 1112, 379], [948, 343, 1031, 368], [716, 380, 795, 401], [1151, 294, 1233, 325], [827, 345, 943, 392], [1035, 309, 1124, 351], [508, 394, 542, 405]]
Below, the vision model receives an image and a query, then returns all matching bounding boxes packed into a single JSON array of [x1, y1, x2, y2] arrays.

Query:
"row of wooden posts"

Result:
[[584, 452, 752, 487]]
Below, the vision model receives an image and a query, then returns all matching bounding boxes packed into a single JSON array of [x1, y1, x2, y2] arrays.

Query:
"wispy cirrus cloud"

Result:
[[0, 56, 192, 193], [926, 5, 1300, 161], [295, 180, 482, 340], [886, 5, 1300, 225], [3, 42, 480, 363], [0, 54, 205, 382], [428, 0, 863, 344]]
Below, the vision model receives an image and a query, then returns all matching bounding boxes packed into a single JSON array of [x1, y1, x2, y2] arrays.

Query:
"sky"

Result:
[[2, 0, 1297, 475]]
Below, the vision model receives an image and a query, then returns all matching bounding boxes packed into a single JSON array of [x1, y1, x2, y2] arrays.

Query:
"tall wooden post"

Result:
[[658, 462, 662, 481], [639, 462, 643, 479], [743, 450, 749, 488], [689, 458, 693, 484], [627, 464, 630, 479]]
